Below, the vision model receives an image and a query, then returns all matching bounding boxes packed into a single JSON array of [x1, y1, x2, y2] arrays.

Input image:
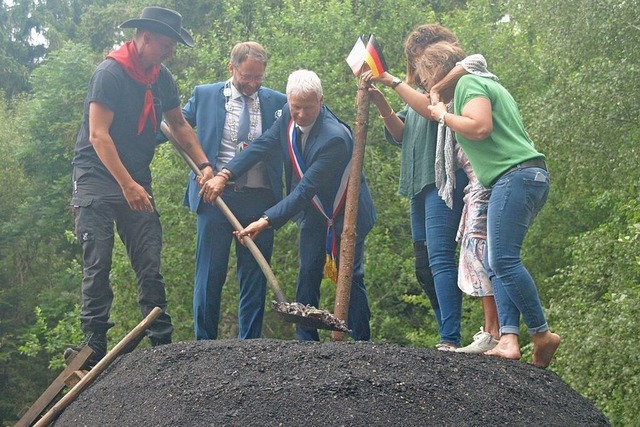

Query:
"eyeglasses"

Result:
[[236, 72, 265, 83]]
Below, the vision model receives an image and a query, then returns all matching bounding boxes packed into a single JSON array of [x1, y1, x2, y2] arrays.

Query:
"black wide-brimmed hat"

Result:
[[120, 7, 194, 48]]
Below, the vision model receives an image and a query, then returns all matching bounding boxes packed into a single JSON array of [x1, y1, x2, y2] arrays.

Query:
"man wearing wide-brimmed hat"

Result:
[[66, 7, 213, 368]]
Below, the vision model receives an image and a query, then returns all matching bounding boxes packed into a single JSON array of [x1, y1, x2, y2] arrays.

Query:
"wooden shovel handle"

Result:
[[160, 122, 287, 304], [213, 198, 287, 303]]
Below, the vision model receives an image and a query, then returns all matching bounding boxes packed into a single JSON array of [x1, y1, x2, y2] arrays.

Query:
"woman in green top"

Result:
[[427, 42, 561, 368], [362, 24, 468, 350]]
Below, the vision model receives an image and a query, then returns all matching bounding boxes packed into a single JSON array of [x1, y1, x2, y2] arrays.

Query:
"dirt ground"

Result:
[[52, 339, 609, 426]]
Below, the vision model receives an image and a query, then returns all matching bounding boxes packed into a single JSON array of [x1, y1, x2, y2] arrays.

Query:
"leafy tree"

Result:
[[0, 93, 34, 424], [501, 0, 639, 281], [3, 0, 640, 425], [0, 42, 95, 423], [546, 197, 640, 426]]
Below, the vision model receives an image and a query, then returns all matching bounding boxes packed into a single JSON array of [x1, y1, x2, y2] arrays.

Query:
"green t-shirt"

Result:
[[384, 106, 439, 197], [454, 75, 544, 187]]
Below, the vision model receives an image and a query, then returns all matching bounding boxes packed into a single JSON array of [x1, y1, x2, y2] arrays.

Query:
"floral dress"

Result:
[[456, 146, 493, 297]]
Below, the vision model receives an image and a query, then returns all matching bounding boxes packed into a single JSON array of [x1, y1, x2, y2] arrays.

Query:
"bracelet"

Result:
[[380, 110, 395, 120], [438, 112, 447, 126], [198, 161, 212, 170]]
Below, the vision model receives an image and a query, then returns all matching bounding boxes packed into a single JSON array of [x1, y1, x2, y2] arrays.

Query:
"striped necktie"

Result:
[[237, 95, 250, 142]]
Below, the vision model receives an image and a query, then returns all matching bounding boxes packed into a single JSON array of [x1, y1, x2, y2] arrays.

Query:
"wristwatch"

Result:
[[390, 76, 402, 89], [260, 214, 272, 228], [217, 168, 233, 180]]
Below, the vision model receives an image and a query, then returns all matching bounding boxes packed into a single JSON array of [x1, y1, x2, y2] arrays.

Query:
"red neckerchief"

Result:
[[106, 41, 160, 134]]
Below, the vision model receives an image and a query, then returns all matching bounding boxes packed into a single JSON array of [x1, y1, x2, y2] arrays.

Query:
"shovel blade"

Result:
[[272, 301, 351, 333]]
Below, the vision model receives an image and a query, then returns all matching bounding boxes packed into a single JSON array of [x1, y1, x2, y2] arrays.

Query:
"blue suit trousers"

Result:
[[193, 189, 275, 340], [295, 212, 371, 341]]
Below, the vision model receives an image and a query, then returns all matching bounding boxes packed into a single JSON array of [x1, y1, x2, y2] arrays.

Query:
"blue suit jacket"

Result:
[[225, 104, 376, 236], [181, 82, 287, 213]]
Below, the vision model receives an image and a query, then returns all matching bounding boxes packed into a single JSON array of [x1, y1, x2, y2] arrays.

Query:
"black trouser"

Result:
[[75, 197, 172, 342], [414, 240, 439, 311]]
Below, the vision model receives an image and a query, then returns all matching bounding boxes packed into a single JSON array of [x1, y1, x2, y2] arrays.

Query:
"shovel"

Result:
[[160, 122, 349, 332]]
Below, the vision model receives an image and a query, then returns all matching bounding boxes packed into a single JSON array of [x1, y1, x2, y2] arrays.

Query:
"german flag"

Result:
[[364, 34, 388, 77]]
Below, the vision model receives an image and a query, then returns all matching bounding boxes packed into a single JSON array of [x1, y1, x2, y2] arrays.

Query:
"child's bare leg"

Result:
[[482, 296, 499, 340]]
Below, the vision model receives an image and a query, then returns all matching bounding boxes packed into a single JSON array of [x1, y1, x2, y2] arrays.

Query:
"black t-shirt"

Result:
[[72, 59, 179, 197]]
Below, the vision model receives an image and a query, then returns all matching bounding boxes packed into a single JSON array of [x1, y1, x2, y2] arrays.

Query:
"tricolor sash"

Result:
[[287, 119, 352, 282]]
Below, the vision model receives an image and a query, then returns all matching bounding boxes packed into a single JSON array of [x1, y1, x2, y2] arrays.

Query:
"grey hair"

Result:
[[286, 70, 323, 100]]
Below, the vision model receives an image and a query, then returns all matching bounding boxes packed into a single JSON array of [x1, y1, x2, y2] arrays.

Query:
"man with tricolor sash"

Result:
[[201, 70, 376, 341]]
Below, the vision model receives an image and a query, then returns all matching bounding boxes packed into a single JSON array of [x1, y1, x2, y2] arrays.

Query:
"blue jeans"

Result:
[[485, 166, 550, 336], [410, 169, 467, 346]]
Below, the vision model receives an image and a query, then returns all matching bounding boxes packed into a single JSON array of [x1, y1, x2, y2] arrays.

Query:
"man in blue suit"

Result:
[[182, 42, 286, 339], [201, 70, 377, 341]]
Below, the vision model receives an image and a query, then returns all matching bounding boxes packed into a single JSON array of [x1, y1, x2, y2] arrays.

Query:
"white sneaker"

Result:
[[455, 328, 499, 353]]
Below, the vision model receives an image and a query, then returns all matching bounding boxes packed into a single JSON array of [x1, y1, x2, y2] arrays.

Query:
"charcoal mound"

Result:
[[53, 339, 609, 426]]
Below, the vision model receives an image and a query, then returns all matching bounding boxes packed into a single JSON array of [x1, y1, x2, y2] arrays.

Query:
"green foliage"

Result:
[[1, 0, 639, 425], [0, 1, 41, 96], [546, 198, 640, 426], [18, 305, 83, 370], [0, 110, 64, 424], [0, 94, 31, 423], [0, 43, 94, 424], [503, 0, 639, 282]]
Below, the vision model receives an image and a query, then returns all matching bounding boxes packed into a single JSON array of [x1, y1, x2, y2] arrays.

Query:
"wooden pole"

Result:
[[332, 80, 371, 341], [33, 307, 162, 427]]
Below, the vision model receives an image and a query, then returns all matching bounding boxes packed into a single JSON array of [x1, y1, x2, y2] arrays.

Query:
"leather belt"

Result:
[[492, 158, 547, 186], [225, 183, 265, 193], [505, 158, 547, 175]]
